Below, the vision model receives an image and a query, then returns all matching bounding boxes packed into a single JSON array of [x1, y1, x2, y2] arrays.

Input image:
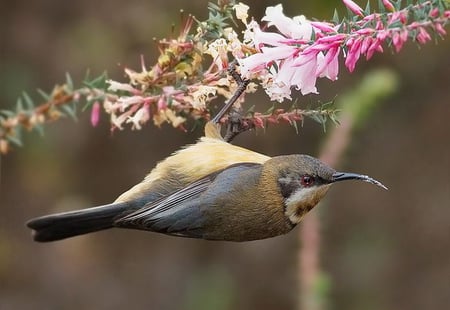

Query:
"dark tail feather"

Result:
[[26, 202, 131, 242]]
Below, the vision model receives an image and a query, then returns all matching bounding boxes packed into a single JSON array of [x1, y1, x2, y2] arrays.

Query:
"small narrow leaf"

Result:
[[65, 72, 74, 91], [332, 9, 340, 24], [36, 89, 51, 101], [246, 105, 256, 114], [364, 1, 371, 15], [7, 135, 23, 147], [16, 98, 24, 112], [394, 0, 403, 11], [60, 103, 78, 122], [34, 123, 45, 137], [0, 110, 16, 117], [22, 92, 35, 109], [292, 118, 299, 134]]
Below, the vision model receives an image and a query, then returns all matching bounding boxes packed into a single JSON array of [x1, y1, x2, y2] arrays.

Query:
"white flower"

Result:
[[205, 38, 229, 69], [126, 106, 150, 130], [233, 2, 249, 24], [117, 96, 145, 111], [262, 5, 313, 39], [106, 80, 137, 93], [190, 86, 217, 109]]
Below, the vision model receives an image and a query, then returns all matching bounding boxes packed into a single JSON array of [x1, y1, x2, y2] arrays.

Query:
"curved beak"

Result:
[[332, 172, 388, 190]]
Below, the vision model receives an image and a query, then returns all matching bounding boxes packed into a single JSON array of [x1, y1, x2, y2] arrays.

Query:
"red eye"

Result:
[[300, 175, 314, 187]]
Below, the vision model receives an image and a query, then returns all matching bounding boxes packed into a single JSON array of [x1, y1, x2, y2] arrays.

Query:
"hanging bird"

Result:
[[26, 121, 386, 242]]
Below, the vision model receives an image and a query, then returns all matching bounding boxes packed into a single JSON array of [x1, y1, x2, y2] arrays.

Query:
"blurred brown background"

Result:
[[1, 0, 449, 309]]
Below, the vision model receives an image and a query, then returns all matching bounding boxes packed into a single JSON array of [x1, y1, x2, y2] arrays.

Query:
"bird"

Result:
[[26, 121, 387, 242]]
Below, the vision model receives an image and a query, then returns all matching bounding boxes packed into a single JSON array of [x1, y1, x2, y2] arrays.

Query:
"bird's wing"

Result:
[[114, 162, 261, 238]]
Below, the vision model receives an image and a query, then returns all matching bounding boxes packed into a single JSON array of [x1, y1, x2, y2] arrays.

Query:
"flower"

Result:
[[233, 2, 249, 24], [416, 27, 431, 44], [90, 101, 101, 127], [262, 5, 313, 39], [237, 4, 347, 99], [205, 38, 229, 69], [153, 109, 185, 128], [189, 85, 217, 110], [382, 0, 395, 12], [342, 0, 364, 17], [106, 80, 139, 93], [126, 106, 150, 130]]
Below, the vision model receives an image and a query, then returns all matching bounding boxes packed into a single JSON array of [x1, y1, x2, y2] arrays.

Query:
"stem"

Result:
[[298, 114, 353, 310]]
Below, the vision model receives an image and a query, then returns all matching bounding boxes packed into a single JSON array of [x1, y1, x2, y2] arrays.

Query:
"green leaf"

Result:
[[246, 105, 255, 115], [208, 3, 220, 12], [332, 9, 340, 24], [291, 118, 299, 134], [394, 0, 403, 11], [310, 28, 316, 41], [377, 0, 385, 13], [330, 110, 341, 125], [34, 123, 45, 137], [7, 135, 23, 147], [22, 91, 34, 109], [65, 72, 74, 91], [0, 110, 16, 117], [364, 1, 371, 15], [83, 71, 108, 89], [36, 88, 51, 101], [16, 97, 24, 112], [60, 102, 78, 122]]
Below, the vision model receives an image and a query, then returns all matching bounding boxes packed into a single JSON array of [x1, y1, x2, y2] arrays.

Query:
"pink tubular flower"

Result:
[[366, 38, 382, 60], [343, 0, 364, 17], [310, 21, 336, 33], [345, 37, 362, 72], [317, 46, 340, 80], [90, 101, 101, 127], [382, 0, 395, 12], [434, 22, 447, 36], [239, 45, 297, 75], [416, 26, 431, 44]]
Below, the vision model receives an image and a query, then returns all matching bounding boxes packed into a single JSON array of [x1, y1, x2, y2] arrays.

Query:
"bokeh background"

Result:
[[1, 0, 449, 309]]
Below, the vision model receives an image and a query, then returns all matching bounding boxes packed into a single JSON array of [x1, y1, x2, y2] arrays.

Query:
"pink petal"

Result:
[[253, 27, 287, 48], [291, 56, 319, 95], [317, 47, 340, 80]]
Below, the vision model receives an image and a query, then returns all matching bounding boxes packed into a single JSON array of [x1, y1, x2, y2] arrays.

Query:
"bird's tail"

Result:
[[26, 202, 131, 242]]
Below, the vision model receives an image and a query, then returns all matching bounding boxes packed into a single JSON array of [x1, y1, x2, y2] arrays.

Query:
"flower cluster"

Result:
[[237, 0, 450, 101], [97, 9, 255, 131], [1, 0, 448, 154]]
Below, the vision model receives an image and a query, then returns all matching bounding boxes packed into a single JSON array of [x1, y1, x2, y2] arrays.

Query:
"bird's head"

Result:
[[267, 155, 387, 224]]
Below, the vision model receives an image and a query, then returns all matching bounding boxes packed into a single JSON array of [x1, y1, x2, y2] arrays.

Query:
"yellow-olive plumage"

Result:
[[26, 123, 386, 242]]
